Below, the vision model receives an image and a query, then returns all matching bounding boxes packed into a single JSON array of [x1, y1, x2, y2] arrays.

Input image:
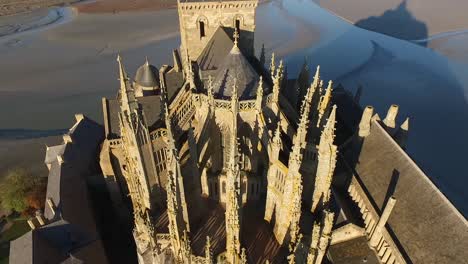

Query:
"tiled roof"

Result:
[[341, 120, 468, 263]]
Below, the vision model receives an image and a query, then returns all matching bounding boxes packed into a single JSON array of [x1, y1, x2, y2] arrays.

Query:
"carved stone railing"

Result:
[[347, 176, 406, 264], [191, 256, 207, 264], [109, 139, 122, 147], [194, 93, 269, 112], [156, 233, 171, 242], [266, 93, 273, 104], [150, 128, 168, 141]]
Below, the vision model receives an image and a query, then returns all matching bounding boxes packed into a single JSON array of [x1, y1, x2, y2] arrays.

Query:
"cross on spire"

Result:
[[233, 27, 239, 47]]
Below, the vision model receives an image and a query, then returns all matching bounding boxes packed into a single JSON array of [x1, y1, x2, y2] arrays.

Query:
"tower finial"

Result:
[[270, 52, 276, 77], [233, 27, 239, 47], [145, 56, 149, 66], [256, 76, 264, 112], [117, 54, 128, 85]]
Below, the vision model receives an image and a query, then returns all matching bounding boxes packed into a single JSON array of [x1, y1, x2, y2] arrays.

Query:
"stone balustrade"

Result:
[[347, 176, 406, 264]]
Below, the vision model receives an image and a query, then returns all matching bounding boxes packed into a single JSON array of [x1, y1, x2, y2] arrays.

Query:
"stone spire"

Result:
[[185, 49, 195, 88], [315, 210, 334, 264], [307, 221, 321, 264], [317, 80, 333, 127], [205, 236, 213, 264], [164, 89, 191, 260], [270, 52, 276, 77], [311, 105, 338, 213], [260, 44, 266, 66], [293, 80, 316, 156], [207, 75, 215, 112], [394, 117, 409, 149], [272, 85, 315, 244], [272, 59, 284, 107], [271, 124, 282, 161], [240, 248, 247, 264], [117, 54, 138, 113], [225, 80, 242, 263], [233, 27, 240, 47], [312, 66, 320, 89], [256, 76, 264, 112]]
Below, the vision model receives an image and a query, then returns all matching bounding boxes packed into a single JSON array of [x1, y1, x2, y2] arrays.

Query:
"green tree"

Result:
[[0, 168, 46, 213]]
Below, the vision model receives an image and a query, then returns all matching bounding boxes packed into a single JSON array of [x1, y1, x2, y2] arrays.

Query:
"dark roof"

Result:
[[197, 27, 234, 71], [164, 71, 185, 102], [135, 61, 160, 88], [212, 44, 259, 99], [107, 95, 162, 138], [45, 145, 66, 165], [9, 229, 64, 264], [11, 115, 108, 264], [342, 120, 468, 263], [328, 236, 380, 264]]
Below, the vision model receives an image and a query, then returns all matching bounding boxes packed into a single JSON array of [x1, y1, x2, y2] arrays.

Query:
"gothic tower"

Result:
[[177, 0, 258, 62]]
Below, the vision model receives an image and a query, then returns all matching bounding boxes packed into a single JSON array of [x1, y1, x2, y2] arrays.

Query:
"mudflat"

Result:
[[317, 0, 468, 39], [0, 0, 80, 16]]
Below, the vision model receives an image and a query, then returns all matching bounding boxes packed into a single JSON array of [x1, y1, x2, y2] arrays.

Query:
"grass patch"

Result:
[[0, 218, 30, 264]]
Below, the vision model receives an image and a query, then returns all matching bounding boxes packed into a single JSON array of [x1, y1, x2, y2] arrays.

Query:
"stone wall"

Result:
[[178, 0, 258, 61]]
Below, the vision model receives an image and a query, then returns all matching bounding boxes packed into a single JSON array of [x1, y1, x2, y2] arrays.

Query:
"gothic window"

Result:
[[214, 182, 218, 196], [233, 15, 243, 32], [155, 148, 167, 174], [222, 181, 226, 194], [199, 21, 206, 38], [221, 131, 230, 167]]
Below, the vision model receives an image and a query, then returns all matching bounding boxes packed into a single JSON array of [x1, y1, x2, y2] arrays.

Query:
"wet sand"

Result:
[[317, 0, 468, 39], [0, 135, 62, 179], [75, 0, 178, 13]]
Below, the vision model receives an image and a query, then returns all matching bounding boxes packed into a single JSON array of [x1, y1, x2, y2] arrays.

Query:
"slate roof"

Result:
[[45, 144, 66, 165], [106, 95, 162, 138], [135, 61, 160, 88], [341, 120, 468, 264], [212, 44, 259, 99], [10, 115, 108, 264], [328, 236, 380, 264], [197, 27, 234, 71]]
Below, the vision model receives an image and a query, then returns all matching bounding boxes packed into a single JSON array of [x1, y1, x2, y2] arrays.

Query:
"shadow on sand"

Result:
[[355, 0, 428, 44]]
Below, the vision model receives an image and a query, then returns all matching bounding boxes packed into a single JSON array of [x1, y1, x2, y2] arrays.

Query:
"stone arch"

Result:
[[233, 14, 244, 31], [197, 16, 209, 38]]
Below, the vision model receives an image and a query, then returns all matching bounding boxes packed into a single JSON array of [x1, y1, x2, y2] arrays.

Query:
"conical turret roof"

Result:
[[212, 44, 259, 99], [135, 59, 160, 88]]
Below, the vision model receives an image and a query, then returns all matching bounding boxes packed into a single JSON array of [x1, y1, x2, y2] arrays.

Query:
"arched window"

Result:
[[199, 20, 206, 38], [235, 19, 240, 33]]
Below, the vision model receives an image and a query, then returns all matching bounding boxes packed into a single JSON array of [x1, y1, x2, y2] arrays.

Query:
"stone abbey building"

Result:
[[98, 0, 467, 263], [10, 0, 467, 263]]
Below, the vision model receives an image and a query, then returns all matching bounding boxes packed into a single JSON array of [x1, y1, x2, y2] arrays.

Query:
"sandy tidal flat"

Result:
[[316, 0, 468, 40]]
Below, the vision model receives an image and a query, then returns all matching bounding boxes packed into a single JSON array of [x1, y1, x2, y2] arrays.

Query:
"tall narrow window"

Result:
[[199, 21, 206, 38], [235, 19, 240, 33]]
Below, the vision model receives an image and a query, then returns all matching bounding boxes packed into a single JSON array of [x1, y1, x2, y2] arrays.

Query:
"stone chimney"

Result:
[[394, 117, 409, 149], [383, 104, 399, 128], [358, 106, 374, 137], [47, 198, 56, 218], [75, 113, 84, 123], [57, 155, 64, 165], [63, 134, 72, 144], [35, 210, 47, 226]]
